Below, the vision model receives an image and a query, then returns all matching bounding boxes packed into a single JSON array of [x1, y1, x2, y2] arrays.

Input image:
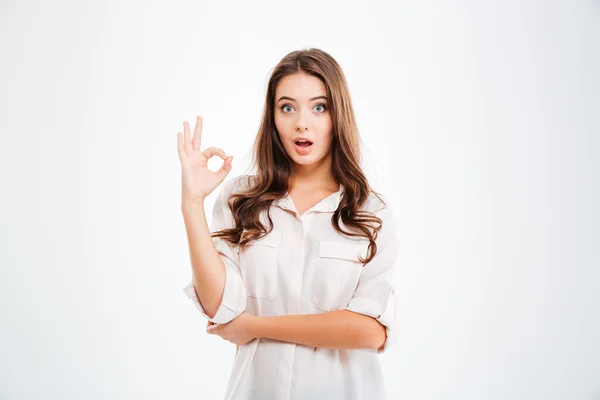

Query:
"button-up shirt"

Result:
[[183, 175, 400, 400]]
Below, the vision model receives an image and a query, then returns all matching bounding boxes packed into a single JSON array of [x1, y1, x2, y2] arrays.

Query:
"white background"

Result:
[[1, 0, 599, 399]]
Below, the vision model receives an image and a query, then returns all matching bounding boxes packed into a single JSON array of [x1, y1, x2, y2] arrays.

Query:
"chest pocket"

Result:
[[312, 240, 370, 311], [240, 230, 282, 299]]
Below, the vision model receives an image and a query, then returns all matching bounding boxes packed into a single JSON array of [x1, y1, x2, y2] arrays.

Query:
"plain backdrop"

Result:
[[1, 0, 599, 399]]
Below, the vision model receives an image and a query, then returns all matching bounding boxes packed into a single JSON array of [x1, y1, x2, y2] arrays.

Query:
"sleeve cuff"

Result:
[[182, 261, 247, 324]]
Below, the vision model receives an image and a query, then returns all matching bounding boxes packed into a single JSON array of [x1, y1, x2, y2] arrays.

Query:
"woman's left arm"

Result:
[[206, 310, 385, 351], [254, 310, 385, 350]]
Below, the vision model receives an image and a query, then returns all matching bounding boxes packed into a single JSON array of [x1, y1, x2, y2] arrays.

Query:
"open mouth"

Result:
[[295, 140, 313, 147]]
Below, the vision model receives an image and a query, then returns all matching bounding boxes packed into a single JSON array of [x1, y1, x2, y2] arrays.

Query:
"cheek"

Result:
[[274, 115, 291, 141], [318, 121, 334, 148], [318, 115, 333, 135]]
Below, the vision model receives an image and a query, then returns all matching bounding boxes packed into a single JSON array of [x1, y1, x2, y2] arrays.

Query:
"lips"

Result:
[[294, 140, 313, 155], [294, 140, 313, 147]]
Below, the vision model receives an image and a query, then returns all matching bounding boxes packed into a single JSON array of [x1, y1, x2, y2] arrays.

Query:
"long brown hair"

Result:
[[212, 48, 386, 264]]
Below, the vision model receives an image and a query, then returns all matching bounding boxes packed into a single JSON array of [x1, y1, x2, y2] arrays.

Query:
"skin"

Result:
[[205, 72, 387, 351]]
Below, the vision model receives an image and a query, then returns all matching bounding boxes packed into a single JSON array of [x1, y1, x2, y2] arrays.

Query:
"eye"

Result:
[[314, 103, 327, 112], [280, 103, 327, 113]]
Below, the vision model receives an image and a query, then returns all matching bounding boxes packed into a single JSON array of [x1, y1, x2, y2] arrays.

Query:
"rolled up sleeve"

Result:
[[182, 178, 247, 325], [344, 201, 400, 354]]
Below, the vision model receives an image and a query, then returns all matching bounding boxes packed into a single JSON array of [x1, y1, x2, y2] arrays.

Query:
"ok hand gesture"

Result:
[[177, 116, 233, 203]]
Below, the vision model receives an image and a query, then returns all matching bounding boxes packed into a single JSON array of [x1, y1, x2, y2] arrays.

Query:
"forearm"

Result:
[[251, 310, 385, 351], [181, 200, 226, 318]]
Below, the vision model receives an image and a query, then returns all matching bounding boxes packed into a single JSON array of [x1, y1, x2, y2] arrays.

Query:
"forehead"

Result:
[[275, 73, 327, 100]]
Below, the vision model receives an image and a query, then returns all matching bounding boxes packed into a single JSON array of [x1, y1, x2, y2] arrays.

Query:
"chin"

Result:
[[292, 157, 316, 165], [291, 155, 325, 166]]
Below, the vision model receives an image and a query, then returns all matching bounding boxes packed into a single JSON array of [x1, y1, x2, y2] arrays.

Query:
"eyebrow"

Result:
[[276, 95, 328, 103]]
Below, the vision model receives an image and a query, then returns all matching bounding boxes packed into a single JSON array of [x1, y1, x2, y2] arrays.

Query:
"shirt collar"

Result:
[[272, 183, 345, 214]]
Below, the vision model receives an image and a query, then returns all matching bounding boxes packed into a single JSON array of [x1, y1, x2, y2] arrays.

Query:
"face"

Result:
[[273, 72, 334, 169]]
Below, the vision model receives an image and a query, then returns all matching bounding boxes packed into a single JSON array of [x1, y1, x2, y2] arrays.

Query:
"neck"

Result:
[[290, 153, 337, 191]]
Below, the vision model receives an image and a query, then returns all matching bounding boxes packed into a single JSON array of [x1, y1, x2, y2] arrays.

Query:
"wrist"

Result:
[[250, 315, 264, 339], [181, 197, 205, 211]]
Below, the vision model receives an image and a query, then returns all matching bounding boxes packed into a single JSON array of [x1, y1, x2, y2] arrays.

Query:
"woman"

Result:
[[178, 48, 399, 400]]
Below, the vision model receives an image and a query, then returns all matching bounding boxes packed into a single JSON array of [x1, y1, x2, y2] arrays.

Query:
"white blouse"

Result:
[[183, 175, 400, 400]]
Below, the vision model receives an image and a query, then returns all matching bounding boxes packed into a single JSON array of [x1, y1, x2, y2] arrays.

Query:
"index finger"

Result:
[[192, 115, 202, 151]]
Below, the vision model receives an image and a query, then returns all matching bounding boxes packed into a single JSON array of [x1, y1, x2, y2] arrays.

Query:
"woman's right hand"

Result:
[[177, 115, 233, 204]]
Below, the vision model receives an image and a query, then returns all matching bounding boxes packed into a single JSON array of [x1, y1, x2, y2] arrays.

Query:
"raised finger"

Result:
[[177, 132, 186, 161], [183, 121, 193, 156], [192, 116, 202, 151], [202, 147, 228, 160]]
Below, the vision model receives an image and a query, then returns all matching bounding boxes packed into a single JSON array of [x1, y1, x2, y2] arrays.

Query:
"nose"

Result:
[[295, 119, 309, 132], [295, 111, 310, 132]]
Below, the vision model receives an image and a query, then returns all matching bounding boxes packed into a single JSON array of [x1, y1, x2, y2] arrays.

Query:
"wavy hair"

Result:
[[212, 48, 385, 264]]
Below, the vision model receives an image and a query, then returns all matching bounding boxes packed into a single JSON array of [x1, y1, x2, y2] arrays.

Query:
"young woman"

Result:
[[178, 48, 399, 400]]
